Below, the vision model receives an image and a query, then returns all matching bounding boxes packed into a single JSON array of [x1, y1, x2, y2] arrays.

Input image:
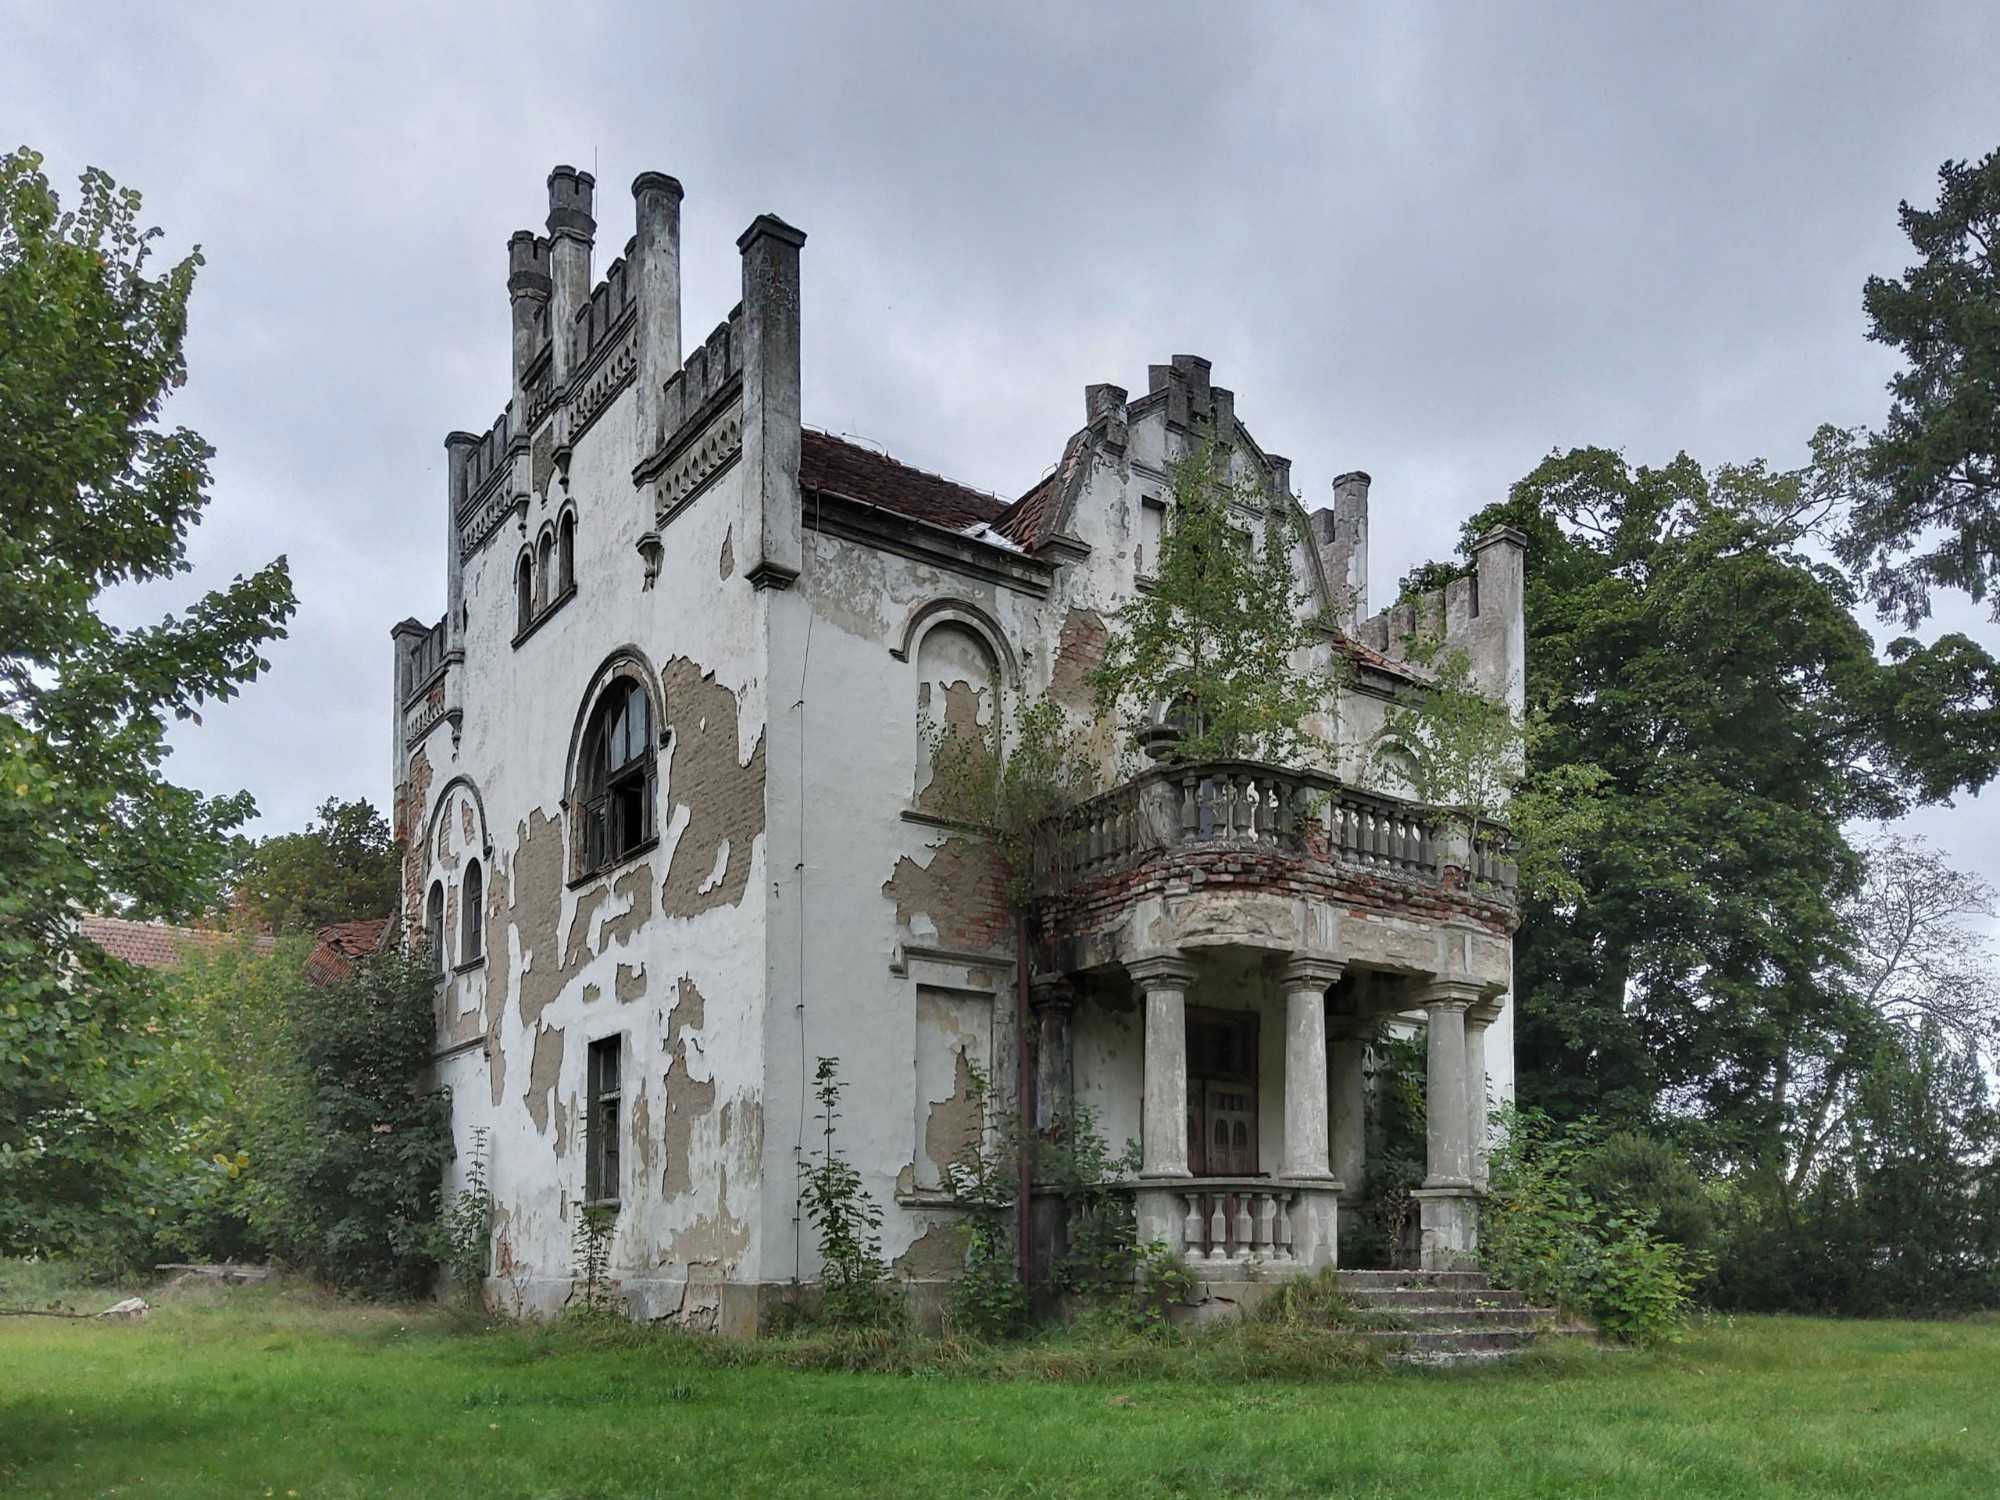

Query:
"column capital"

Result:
[[1126, 953, 1197, 990], [1279, 955, 1345, 992], [1030, 974, 1076, 1015], [1418, 978, 1484, 1012]]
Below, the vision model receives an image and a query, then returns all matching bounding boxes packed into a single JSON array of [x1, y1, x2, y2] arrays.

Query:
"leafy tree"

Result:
[[1785, 833, 1999, 1193], [1415, 446, 2000, 1162], [0, 148, 294, 1262], [1835, 149, 2000, 624], [1091, 443, 1342, 764], [228, 796, 400, 932]]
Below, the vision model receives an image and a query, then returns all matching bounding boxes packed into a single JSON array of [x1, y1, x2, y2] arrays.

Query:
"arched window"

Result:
[[558, 510, 576, 597], [536, 529, 555, 611], [461, 859, 484, 963], [426, 881, 446, 974], [577, 678, 657, 875], [515, 551, 535, 635]]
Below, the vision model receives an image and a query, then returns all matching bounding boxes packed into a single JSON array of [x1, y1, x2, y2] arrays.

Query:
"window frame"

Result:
[[585, 1034, 623, 1207], [573, 676, 659, 882], [426, 880, 447, 976], [458, 858, 485, 967]]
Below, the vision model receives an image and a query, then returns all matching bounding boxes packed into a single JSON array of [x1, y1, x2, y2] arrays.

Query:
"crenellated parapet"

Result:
[[1345, 526, 1527, 706]]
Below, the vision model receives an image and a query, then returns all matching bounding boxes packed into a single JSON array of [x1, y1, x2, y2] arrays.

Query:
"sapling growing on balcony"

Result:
[[1366, 637, 1605, 904], [1091, 442, 1345, 766]]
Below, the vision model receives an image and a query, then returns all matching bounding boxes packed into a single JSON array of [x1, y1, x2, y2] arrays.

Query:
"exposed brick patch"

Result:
[[1048, 607, 1107, 713], [1038, 845, 1517, 960], [883, 836, 1010, 953], [660, 657, 766, 919], [661, 977, 715, 1198]]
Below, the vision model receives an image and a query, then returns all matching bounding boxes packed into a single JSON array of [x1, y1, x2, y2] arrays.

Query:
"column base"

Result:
[[1411, 1187, 1482, 1270]]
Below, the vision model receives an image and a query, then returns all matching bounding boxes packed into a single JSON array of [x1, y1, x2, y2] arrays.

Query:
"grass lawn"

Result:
[[2, 1264, 1996, 1499]]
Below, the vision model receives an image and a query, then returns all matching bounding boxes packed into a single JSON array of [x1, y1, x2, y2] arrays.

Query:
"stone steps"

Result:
[[1335, 1268, 1591, 1365], [1342, 1287, 1530, 1310]]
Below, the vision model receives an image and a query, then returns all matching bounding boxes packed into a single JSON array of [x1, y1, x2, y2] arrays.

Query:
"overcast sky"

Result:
[[6, 0, 1999, 901]]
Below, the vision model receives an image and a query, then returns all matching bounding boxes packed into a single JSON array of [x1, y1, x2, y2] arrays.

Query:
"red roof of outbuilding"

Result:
[[305, 917, 392, 986], [78, 915, 275, 972]]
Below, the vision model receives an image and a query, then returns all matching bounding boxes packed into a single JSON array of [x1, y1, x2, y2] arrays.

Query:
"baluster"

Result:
[[1231, 1194, 1254, 1260], [1208, 1195, 1229, 1262], [1180, 775, 1198, 840], [1182, 1195, 1206, 1263], [1253, 1192, 1275, 1257], [1236, 776, 1255, 839], [1275, 1193, 1295, 1262]]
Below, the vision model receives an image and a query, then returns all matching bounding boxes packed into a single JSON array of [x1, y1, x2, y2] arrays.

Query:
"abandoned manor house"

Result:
[[391, 165, 1525, 1330]]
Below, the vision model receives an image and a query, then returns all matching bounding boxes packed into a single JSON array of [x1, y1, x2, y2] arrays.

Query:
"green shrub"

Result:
[[801, 1058, 897, 1329], [1575, 1130, 1716, 1259], [1482, 1108, 1705, 1346]]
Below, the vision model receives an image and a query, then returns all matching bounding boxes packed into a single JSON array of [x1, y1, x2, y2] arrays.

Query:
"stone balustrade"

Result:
[[1114, 1178, 1342, 1272], [1030, 759, 1515, 903]]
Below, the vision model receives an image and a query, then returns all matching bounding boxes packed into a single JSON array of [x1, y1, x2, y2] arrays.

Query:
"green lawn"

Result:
[[2, 1267, 1996, 1499]]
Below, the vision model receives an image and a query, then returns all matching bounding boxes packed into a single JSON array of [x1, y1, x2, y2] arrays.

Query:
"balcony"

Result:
[[1032, 760, 1515, 930]]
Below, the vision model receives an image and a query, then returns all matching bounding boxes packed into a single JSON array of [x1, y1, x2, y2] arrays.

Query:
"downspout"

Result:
[[1015, 912, 1035, 1289]]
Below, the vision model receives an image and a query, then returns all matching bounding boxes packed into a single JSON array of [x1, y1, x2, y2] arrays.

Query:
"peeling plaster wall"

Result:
[[404, 376, 774, 1317]]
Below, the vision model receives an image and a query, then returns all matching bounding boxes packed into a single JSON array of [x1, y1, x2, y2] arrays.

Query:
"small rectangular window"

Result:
[[586, 1036, 622, 1204]]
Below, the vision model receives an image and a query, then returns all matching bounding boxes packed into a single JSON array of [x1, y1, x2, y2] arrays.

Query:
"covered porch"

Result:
[[1034, 952, 1502, 1277], [1027, 760, 1519, 1278]]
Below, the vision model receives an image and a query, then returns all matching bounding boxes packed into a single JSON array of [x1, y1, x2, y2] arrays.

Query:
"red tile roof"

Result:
[[79, 915, 275, 972], [800, 430, 1006, 531], [304, 917, 391, 986]]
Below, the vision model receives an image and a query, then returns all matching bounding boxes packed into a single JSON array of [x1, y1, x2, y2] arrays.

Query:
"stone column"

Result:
[[1465, 1005, 1494, 1191], [1128, 956, 1195, 1180], [1129, 955, 1197, 1255], [1329, 1025, 1368, 1193], [1031, 977, 1076, 1135], [1279, 958, 1341, 1180], [1414, 981, 1483, 1269]]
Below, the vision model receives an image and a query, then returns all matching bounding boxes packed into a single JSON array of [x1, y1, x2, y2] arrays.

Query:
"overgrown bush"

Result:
[[1574, 1129, 1716, 1261], [265, 949, 453, 1295], [1482, 1108, 1705, 1346], [943, 1058, 1030, 1339]]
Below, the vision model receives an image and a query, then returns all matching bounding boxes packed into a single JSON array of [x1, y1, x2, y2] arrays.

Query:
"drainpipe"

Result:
[[1015, 912, 1035, 1289]]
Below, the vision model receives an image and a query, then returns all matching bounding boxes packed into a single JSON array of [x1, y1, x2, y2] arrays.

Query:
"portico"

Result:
[[1031, 761, 1518, 1277]]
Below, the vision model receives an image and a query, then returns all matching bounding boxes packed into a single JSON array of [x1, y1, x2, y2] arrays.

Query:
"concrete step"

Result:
[[1362, 1328, 1536, 1356], [1343, 1287, 1529, 1310], [1337, 1270, 1492, 1291], [1382, 1306, 1553, 1330]]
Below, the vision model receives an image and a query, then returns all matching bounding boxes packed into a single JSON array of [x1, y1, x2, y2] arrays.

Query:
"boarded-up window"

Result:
[[1138, 495, 1165, 577], [913, 622, 998, 808], [912, 986, 993, 1192]]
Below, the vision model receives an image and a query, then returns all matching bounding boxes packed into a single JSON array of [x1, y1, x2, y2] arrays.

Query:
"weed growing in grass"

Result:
[[566, 1204, 619, 1321], [801, 1058, 896, 1329], [433, 1128, 492, 1309]]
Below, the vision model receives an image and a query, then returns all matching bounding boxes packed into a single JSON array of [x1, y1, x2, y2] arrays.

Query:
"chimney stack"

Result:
[[443, 431, 481, 646], [1311, 471, 1372, 625], [630, 171, 684, 457], [546, 165, 596, 387], [507, 232, 551, 403], [737, 212, 807, 590]]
